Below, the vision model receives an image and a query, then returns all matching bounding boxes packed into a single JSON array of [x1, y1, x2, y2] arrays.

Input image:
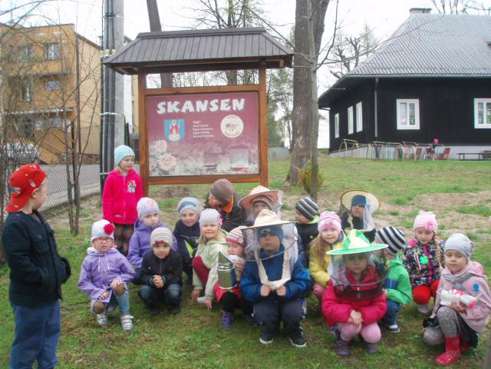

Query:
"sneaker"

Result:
[[120, 314, 134, 331], [221, 311, 234, 329], [335, 338, 351, 356], [366, 342, 378, 354], [259, 331, 274, 345], [386, 323, 400, 333], [289, 328, 307, 348], [417, 303, 431, 315], [96, 313, 108, 327]]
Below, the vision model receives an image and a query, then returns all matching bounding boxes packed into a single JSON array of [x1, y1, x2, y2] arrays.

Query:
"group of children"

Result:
[[3, 145, 491, 369]]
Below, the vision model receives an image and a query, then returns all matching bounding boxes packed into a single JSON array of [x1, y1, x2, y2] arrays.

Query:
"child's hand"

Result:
[[191, 288, 202, 302], [234, 259, 245, 273], [203, 298, 213, 310], [110, 278, 123, 290], [260, 285, 272, 297], [276, 285, 287, 296], [153, 275, 164, 288], [99, 291, 109, 300], [349, 310, 363, 325], [450, 301, 467, 314]]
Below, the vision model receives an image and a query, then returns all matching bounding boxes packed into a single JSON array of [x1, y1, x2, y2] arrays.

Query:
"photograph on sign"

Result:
[[145, 91, 259, 177]]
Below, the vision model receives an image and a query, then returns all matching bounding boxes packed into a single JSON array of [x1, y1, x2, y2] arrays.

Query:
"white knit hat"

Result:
[[150, 227, 173, 246], [137, 197, 160, 219], [199, 208, 222, 227], [91, 219, 115, 242], [444, 233, 473, 258]]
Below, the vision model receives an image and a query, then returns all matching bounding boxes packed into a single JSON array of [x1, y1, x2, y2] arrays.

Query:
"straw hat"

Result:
[[340, 190, 380, 212], [327, 230, 387, 256], [247, 209, 290, 229], [238, 185, 280, 209]]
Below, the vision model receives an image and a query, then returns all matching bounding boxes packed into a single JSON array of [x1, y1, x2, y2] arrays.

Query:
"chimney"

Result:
[[409, 8, 432, 14]]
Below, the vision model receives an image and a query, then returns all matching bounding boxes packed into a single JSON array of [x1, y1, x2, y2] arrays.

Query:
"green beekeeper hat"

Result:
[[327, 230, 387, 256]]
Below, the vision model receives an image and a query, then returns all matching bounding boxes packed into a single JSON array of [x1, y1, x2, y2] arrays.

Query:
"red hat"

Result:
[[6, 164, 46, 213]]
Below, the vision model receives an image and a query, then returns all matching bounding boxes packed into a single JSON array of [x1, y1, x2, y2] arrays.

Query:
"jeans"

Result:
[[139, 283, 182, 307], [107, 290, 130, 315], [253, 297, 304, 336], [383, 300, 401, 326], [10, 301, 60, 369]]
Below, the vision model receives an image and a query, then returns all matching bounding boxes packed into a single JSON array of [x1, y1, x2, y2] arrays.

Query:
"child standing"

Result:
[[78, 220, 136, 331], [309, 211, 343, 300], [423, 233, 491, 366], [376, 226, 412, 333], [191, 208, 228, 307], [173, 197, 202, 283], [295, 196, 320, 266], [2, 164, 71, 369], [404, 211, 442, 315], [322, 231, 387, 356], [102, 144, 143, 255], [138, 227, 183, 314]]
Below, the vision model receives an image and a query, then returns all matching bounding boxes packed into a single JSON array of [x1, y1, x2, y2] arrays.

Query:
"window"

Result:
[[45, 43, 60, 60], [474, 98, 491, 129], [356, 101, 363, 132], [46, 80, 60, 91], [334, 113, 340, 138], [20, 45, 33, 61], [396, 99, 420, 130], [347, 106, 354, 134], [22, 80, 33, 102]]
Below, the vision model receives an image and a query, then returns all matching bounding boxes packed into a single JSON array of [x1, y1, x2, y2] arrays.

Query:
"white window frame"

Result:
[[22, 80, 33, 102], [45, 43, 60, 60], [347, 106, 354, 134], [474, 98, 491, 129], [356, 101, 363, 132], [334, 113, 340, 138], [396, 98, 420, 130]]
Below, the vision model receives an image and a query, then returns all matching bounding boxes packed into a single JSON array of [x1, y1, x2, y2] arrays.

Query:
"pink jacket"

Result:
[[102, 169, 143, 225], [435, 261, 491, 333]]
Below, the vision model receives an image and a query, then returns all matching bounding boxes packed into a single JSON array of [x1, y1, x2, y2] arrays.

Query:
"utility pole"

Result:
[[100, 0, 124, 191]]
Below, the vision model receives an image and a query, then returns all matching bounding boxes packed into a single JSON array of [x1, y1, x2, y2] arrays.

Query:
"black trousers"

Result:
[[253, 297, 304, 335], [221, 291, 252, 315]]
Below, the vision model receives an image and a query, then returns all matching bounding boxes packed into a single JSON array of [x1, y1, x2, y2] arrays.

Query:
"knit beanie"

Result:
[[351, 194, 367, 207], [444, 233, 473, 258], [91, 219, 115, 242], [114, 145, 135, 166], [252, 195, 273, 209], [413, 211, 438, 232], [226, 226, 246, 247], [295, 196, 320, 221], [210, 178, 234, 204], [150, 227, 173, 246], [199, 208, 222, 227], [177, 197, 202, 215], [376, 226, 406, 255], [318, 211, 342, 232], [137, 197, 160, 219]]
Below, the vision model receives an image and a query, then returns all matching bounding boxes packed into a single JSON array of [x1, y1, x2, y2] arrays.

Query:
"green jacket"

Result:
[[385, 256, 412, 305]]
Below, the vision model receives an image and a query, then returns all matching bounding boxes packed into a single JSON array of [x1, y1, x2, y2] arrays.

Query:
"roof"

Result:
[[104, 27, 293, 74], [319, 14, 491, 107]]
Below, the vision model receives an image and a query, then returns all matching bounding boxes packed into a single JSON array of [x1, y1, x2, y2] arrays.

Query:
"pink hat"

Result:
[[413, 211, 438, 232], [318, 211, 342, 232], [226, 226, 246, 247]]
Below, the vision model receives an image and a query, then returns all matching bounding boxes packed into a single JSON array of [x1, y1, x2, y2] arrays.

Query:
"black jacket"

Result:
[[2, 211, 71, 307], [173, 219, 200, 257], [139, 249, 183, 287], [205, 192, 244, 232], [296, 222, 319, 265]]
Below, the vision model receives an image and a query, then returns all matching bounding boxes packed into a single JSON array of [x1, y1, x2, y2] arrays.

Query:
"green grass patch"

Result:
[[457, 205, 491, 217]]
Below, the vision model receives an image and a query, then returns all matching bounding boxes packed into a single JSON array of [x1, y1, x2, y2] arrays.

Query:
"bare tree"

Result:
[[431, 0, 491, 13]]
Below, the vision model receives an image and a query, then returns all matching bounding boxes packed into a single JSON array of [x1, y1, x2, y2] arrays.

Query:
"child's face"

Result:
[[415, 227, 434, 244], [153, 241, 171, 259], [201, 223, 219, 240], [119, 156, 135, 171], [142, 212, 160, 228], [320, 227, 340, 245], [344, 253, 369, 276], [31, 180, 48, 210], [258, 229, 281, 253], [207, 193, 223, 209], [253, 201, 271, 217], [228, 242, 244, 257], [180, 209, 199, 227], [92, 237, 114, 252], [295, 210, 310, 224], [444, 250, 468, 274], [351, 205, 365, 218], [383, 249, 394, 260]]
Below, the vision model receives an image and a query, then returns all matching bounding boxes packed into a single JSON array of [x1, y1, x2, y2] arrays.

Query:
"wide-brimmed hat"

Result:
[[340, 190, 379, 212], [238, 185, 280, 209], [327, 230, 387, 255], [247, 209, 290, 229]]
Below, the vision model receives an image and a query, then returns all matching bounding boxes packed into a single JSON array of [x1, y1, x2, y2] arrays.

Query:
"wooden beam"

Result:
[[138, 73, 150, 195], [258, 67, 269, 186]]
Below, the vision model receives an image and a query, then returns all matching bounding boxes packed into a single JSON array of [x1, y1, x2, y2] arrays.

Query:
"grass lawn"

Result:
[[1, 157, 491, 369]]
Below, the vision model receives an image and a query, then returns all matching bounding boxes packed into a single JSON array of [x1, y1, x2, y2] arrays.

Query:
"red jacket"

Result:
[[102, 169, 143, 225], [322, 266, 387, 327]]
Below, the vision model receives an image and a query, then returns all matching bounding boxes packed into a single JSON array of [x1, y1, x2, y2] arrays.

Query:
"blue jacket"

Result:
[[240, 246, 311, 303]]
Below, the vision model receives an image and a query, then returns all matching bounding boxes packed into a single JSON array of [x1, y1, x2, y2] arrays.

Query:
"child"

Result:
[[205, 178, 243, 231], [191, 208, 228, 306], [128, 197, 176, 273], [78, 220, 136, 331], [241, 210, 311, 347], [404, 211, 442, 315], [376, 226, 412, 333], [309, 211, 343, 301], [2, 164, 71, 369], [173, 197, 202, 283], [138, 227, 183, 314], [239, 185, 281, 226], [295, 196, 320, 266], [423, 233, 491, 366], [339, 190, 378, 242], [322, 230, 387, 356], [102, 144, 143, 255], [214, 226, 251, 328]]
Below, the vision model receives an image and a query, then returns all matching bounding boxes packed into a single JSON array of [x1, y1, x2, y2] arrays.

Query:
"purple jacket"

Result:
[[78, 247, 135, 302], [127, 220, 177, 269]]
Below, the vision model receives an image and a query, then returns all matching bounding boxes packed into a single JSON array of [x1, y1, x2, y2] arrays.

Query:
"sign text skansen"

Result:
[[156, 98, 245, 114]]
